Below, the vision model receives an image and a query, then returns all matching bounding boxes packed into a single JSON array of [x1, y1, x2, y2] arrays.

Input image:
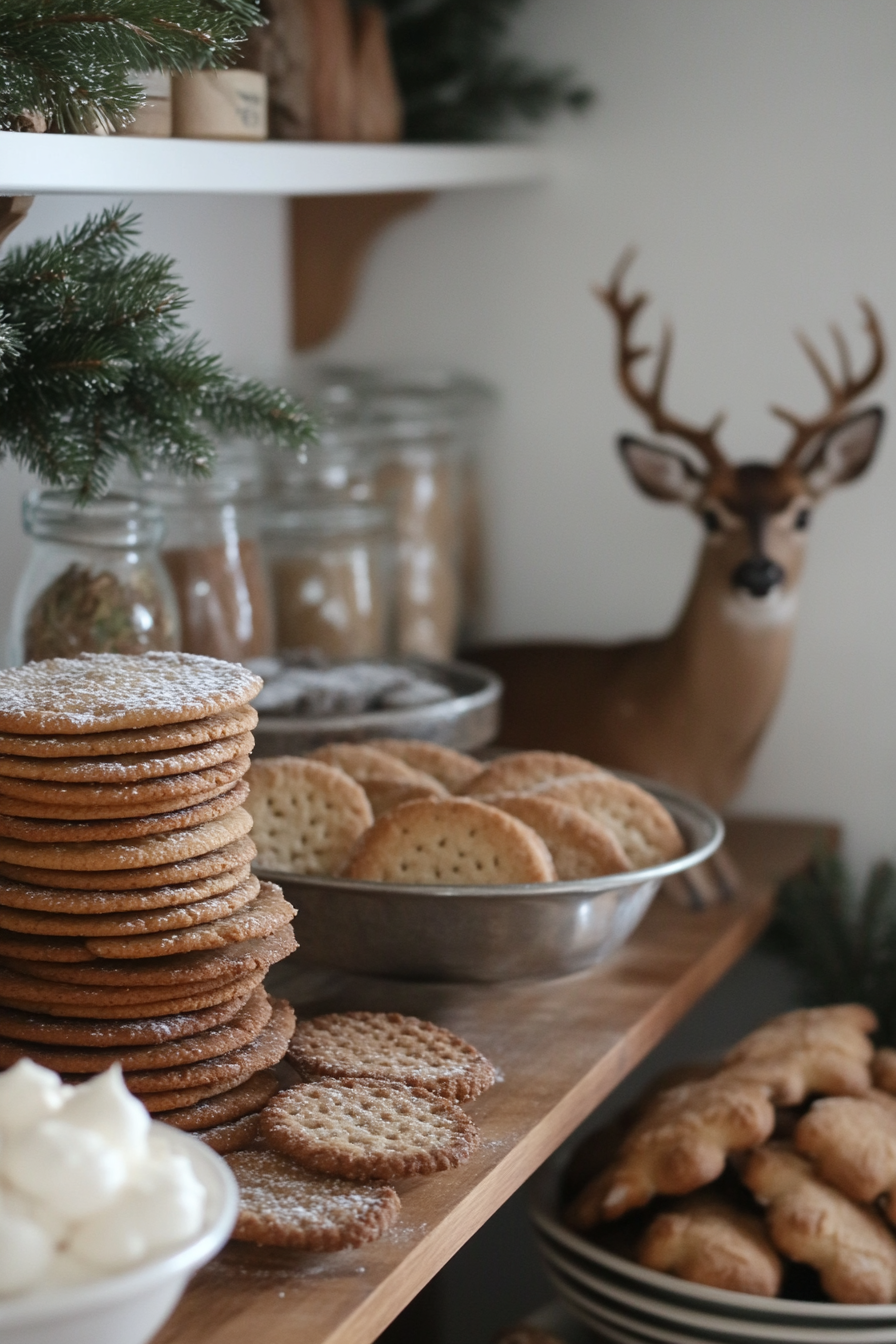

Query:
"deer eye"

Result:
[[702, 509, 722, 533], [794, 508, 811, 530]]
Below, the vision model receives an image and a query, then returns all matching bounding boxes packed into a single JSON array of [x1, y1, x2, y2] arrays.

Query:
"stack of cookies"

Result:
[[564, 1004, 896, 1305], [0, 653, 298, 1153], [246, 744, 684, 883]]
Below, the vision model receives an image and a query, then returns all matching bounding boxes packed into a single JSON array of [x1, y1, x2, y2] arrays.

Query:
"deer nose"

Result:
[[731, 557, 784, 597]]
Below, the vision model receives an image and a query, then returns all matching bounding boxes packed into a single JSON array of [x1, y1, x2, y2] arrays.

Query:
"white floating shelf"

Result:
[[0, 134, 550, 196]]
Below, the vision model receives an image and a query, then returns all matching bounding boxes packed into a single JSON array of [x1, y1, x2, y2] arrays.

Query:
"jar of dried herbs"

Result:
[[142, 446, 274, 662], [7, 492, 180, 665]]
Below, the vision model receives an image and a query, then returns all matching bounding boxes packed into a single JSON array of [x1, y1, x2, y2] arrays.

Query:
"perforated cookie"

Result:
[[370, 739, 482, 793], [0, 652, 262, 735], [261, 1078, 480, 1180], [225, 1149, 401, 1251], [343, 797, 557, 885], [247, 756, 373, 876], [489, 793, 631, 880], [462, 751, 604, 798], [288, 1010, 496, 1102], [540, 774, 684, 870]]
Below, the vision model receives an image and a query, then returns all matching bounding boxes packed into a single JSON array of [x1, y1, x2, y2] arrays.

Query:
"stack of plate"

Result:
[[530, 1160, 896, 1344]]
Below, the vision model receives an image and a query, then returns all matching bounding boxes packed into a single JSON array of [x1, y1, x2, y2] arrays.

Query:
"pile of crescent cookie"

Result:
[[564, 1004, 896, 1305], [245, 743, 684, 882], [0, 652, 297, 1154]]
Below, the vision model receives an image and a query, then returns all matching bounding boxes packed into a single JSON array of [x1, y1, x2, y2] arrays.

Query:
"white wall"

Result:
[[3, 0, 896, 871]]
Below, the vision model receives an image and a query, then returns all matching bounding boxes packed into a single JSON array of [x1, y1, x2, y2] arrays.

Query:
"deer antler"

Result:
[[595, 249, 728, 471], [773, 300, 886, 465]]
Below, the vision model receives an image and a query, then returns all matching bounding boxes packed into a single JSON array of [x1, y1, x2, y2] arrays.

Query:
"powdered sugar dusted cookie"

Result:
[[0, 779, 249, 839], [288, 1010, 496, 1102], [722, 1005, 877, 1106], [0, 862, 250, 914], [0, 755, 249, 808], [0, 807, 254, 872], [0, 705, 257, 757], [126, 998, 295, 1095], [246, 756, 373, 875], [371, 739, 482, 793], [489, 794, 631, 879], [638, 1195, 782, 1297], [0, 983, 261, 1046], [462, 751, 604, 798], [0, 730, 253, 782], [160, 1069, 280, 1130], [0, 652, 262, 735], [192, 1112, 261, 1154], [0, 834, 256, 891], [744, 1143, 896, 1304], [225, 1149, 400, 1250], [539, 774, 683, 870], [344, 797, 557, 885], [261, 1078, 480, 1180]]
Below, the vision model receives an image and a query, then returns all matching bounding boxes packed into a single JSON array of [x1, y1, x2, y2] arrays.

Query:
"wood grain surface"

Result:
[[153, 816, 826, 1344]]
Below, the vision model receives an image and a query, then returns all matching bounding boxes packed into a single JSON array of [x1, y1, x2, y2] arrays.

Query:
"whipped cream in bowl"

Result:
[[0, 1060, 238, 1344]]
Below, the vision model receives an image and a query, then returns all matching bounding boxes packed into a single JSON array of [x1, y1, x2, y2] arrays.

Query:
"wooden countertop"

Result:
[[154, 816, 829, 1344]]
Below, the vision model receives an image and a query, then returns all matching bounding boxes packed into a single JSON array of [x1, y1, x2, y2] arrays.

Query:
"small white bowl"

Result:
[[0, 1125, 238, 1344]]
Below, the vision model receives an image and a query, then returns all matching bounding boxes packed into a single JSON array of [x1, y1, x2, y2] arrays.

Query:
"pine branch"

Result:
[[373, 0, 594, 142], [765, 849, 896, 1043], [0, 0, 264, 132], [0, 204, 315, 502]]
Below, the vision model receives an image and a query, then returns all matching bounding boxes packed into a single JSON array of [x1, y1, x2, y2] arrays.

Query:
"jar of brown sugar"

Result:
[[263, 501, 392, 658], [142, 447, 274, 662]]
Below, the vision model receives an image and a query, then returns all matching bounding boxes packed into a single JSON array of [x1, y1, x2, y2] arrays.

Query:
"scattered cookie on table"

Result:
[[226, 1148, 401, 1251], [246, 756, 373, 875], [488, 794, 631, 880], [744, 1143, 896, 1305], [261, 1078, 480, 1180], [721, 1004, 877, 1105], [288, 1010, 496, 1102], [638, 1194, 783, 1297], [344, 797, 557, 885]]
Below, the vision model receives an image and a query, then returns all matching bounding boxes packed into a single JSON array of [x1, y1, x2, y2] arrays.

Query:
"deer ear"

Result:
[[618, 436, 705, 504], [803, 407, 884, 495]]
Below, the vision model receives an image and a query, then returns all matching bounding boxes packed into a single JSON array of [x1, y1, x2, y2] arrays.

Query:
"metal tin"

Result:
[[251, 657, 502, 755], [259, 777, 723, 982]]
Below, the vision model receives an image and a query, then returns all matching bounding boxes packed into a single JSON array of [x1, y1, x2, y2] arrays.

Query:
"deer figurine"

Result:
[[472, 253, 886, 810]]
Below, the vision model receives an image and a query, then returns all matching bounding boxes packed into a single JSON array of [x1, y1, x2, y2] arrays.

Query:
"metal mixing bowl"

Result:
[[260, 777, 723, 982], [251, 657, 502, 756]]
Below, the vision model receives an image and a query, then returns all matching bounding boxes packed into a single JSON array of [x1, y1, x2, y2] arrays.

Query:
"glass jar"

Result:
[[314, 367, 496, 658], [262, 424, 376, 505], [7, 492, 180, 665], [263, 502, 392, 659], [141, 444, 275, 662]]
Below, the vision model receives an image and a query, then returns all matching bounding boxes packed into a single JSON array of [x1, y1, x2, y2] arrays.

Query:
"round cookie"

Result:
[[0, 872, 259, 937], [261, 1078, 480, 1180], [0, 987, 272, 1072], [462, 751, 605, 798], [539, 775, 684, 870], [0, 962, 257, 1006], [288, 1011, 496, 1102], [225, 1149, 401, 1250], [0, 932, 94, 963], [0, 983, 260, 1046], [1, 925, 295, 987], [246, 757, 373, 876], [0, 835, 256, 892], [343, 797, 557, 885], [0, 780, 249, 838], [0, 969, 266, 1019], [192, 1112, 261, 1154], [0, 730, 254, 783], [0, 706, 257, 758], [488, 793, 631, 879], [308, 742, 428, 784], [126, 998, 295, 1093], [361, 773, 447, 820], [0, 807, 254, 872], [0, 862, 250, 914], [158, 1070, 281, 1130], [0, 756, 250, 807], [0, 652, 262, 735], [82, 883, 295, 959], [370, 739, 482, 793]]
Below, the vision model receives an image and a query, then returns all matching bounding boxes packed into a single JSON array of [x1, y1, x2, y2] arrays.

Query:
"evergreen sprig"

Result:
[[374, 0, 594, 142], [0, 204, 315, 501], [765, 849, 896, 1044], [0, 0, 263, 133]]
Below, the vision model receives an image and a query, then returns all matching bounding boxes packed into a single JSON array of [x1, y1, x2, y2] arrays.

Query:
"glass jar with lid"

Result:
[[263, 501, 392, 659], [6, 491, 180, 665], [140, 442, 275, 662], [314, 367, 496, 659]]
